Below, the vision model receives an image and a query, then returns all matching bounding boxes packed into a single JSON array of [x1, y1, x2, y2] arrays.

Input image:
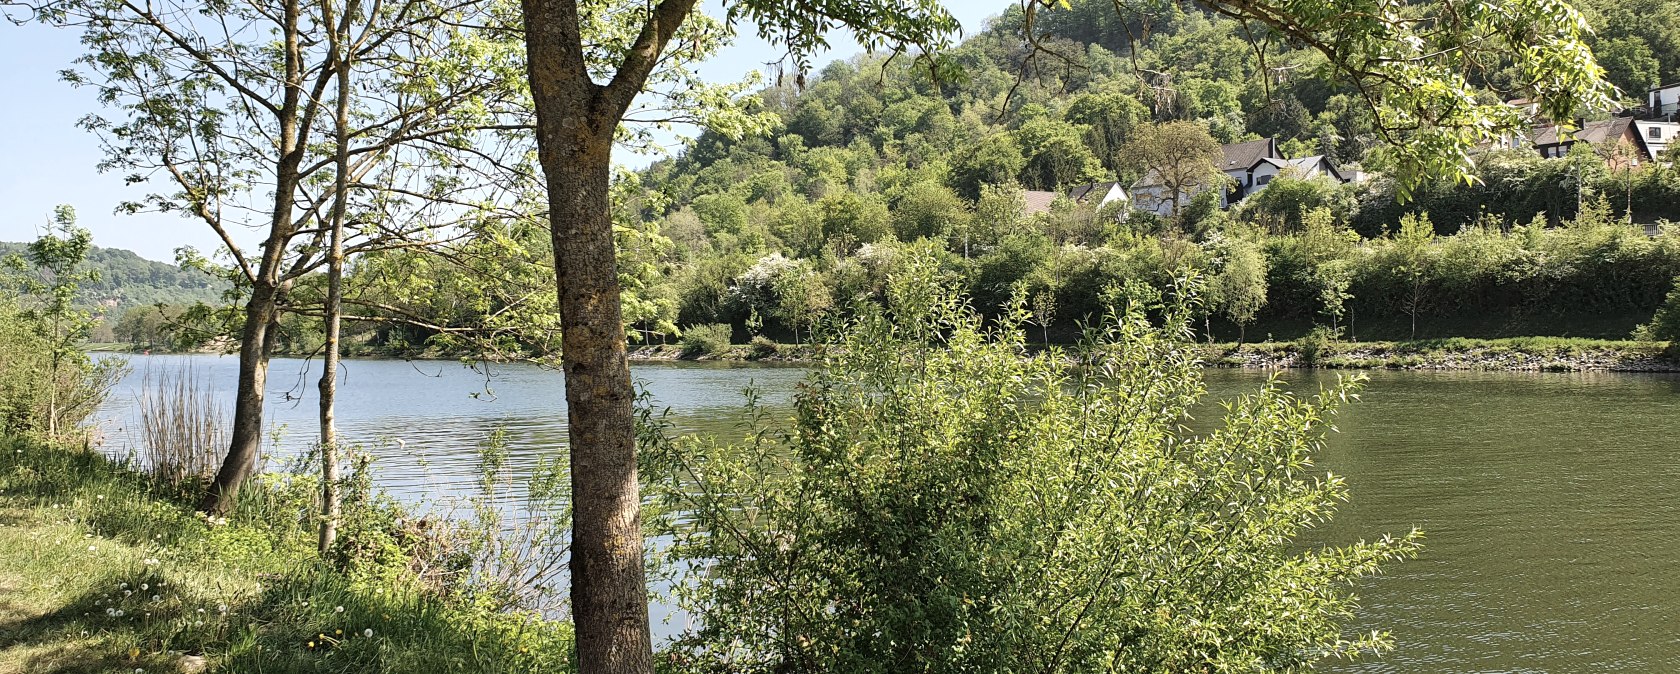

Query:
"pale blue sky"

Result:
[[0, 3, 1001, 262]]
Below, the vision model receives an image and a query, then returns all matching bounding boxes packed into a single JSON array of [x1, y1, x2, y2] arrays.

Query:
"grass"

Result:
[[0, 436, 574, 673], [1200, 336, 1676, 370]]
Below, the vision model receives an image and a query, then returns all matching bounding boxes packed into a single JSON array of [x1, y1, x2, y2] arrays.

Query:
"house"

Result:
[[1531, 117, 1651, 165], [1127, 138, 1353, 216], [1021, 182, 1129, 218], [1634, 120, 1679, 161], [1065, 181, 1128, 209], [1022, 190, 1060, 217], [1217, 138, 1282, 207], [1246, 155, 1346, 190], [1650, 82, 1680, 121]]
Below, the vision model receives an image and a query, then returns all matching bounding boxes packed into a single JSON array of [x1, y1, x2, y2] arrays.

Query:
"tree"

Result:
[[1212, 233, 1268, 342], [1063, 90, 1149, 173], [771, 263, 832, 344], [4, 207, 99, 437], [1122, 120, 1224, 222], [515, 3, 957, 669], [1013, 116, 1106, 191], [22, 0, 532, 513], [1393, 212, 1438, 339]]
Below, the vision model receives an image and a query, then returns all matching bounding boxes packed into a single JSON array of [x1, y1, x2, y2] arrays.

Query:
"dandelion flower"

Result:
[[334, 605, 344, 613], [140, 583, 148, 591], [307, 641, 315, 649], [88, 545, 97, 552], [152, 595, 161, 602], [363, 628, 373, 637]]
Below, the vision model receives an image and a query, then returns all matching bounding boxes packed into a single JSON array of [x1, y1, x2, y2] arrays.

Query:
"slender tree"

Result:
[[16, 0, 532, 512]]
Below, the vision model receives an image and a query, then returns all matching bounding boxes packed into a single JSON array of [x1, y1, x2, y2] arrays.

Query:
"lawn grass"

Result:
[[0, 436, 573, 673]]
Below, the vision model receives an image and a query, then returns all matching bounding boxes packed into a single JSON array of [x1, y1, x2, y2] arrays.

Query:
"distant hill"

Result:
[[0, 241, 226, 316]]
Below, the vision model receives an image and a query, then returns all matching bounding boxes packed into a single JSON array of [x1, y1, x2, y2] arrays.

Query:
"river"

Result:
[[91, 353, 1680, 671]]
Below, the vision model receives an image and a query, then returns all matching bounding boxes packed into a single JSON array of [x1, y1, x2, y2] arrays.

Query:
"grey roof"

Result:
[[1022, 190, 1059, 216], [1066, 181, 1119, 203], [1220, 138, 1278, 171], [1534, 118, 1636, 146]]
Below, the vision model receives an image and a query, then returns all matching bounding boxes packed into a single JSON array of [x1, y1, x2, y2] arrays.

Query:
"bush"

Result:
[[679, 323, 733, 358], [1633, 277, 1680, 348], [1296, 324, 1340, 366], [649, 252, 1419, 673], [748, 335, 779, 359]]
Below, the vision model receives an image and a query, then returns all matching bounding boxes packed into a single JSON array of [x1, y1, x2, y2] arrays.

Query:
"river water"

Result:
[[91, 354, 1680, 671]]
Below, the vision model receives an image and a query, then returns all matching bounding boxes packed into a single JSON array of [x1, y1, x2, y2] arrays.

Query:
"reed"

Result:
[[137, 364, 226, 489]]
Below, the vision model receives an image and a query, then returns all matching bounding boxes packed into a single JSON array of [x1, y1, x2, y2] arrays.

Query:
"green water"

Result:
[[97, 356, 1680, 670], [1215, 369, 1680, 672]]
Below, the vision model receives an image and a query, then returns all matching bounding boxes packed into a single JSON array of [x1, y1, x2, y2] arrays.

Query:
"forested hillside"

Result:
[[269, 0, 1680, 353], [0, 241, 223, 345]]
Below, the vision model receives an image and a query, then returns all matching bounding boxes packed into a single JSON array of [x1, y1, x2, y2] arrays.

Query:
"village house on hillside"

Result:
[[1520, 84, 1680, 165], [1128, 137, 1352, 217], [1022, 180, 1129, 217]]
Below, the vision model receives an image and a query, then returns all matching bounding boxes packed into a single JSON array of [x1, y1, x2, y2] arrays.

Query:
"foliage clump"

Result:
[[679, 323, 734, 358], [649, 251, 1420, 673]]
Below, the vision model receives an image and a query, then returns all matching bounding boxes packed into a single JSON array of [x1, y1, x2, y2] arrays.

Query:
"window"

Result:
[[1257, 175, 1272, 186], [1651, 127, 1663, 139]]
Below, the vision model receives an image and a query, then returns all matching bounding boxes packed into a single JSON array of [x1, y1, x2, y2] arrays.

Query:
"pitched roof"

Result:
[[1022, 190, 1059, 216], [1066, 181, 1118, 203], [1534, 117, 1636, 146], [1220, 138, 1278, 172]]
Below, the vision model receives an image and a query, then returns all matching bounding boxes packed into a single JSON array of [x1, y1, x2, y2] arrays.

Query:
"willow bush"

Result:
[[647, 252, 1421, 673]]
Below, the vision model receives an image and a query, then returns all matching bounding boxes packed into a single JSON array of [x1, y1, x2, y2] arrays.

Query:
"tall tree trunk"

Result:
[[200, 283, 278, 513], [318, 3, 353, 554], [524, 8, 654, 671], [545, 139, 653, 672], [199, 0, 306, 515]]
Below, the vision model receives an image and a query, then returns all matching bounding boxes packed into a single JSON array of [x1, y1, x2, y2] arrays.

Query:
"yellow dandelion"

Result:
[[307, 641, 315, 649]]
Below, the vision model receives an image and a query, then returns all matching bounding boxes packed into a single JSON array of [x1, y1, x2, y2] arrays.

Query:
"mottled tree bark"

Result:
[[520, 0, 697, 670]]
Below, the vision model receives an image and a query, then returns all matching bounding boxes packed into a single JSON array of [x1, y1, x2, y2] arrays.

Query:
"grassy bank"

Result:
[[0, 436, 572, 673], [626, 336, 1679, 372], [1202, 336, 1678, 372]]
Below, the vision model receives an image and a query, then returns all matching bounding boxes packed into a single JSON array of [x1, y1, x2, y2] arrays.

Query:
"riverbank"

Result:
[[1201, 337, 1678, 372], [94, 337, 1677, 373], [0, 436, 572, 673], [627, 337, 1680, 372]]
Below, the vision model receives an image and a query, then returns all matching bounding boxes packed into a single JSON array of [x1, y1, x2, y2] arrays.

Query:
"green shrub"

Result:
[[1633, 277, 1680, 350], [679, 323, 733, 358], [1296, 324, 1340, 366], [748, 335, 779, 359], [649, 252, 1418, 672]]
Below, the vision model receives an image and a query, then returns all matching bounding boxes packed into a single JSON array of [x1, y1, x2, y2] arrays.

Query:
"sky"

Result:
[[0, 3, 1003, 263]]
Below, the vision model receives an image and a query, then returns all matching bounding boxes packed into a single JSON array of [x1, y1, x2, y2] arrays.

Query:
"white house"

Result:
[[1245, 155, 1347, 191], [1634, 120, 1679, 161], [1065, 181, 1128, 209], [1650, 82, 1680, 121]]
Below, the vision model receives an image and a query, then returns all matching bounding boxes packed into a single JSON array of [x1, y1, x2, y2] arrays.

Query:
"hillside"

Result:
[[0, 241, 225, 316]]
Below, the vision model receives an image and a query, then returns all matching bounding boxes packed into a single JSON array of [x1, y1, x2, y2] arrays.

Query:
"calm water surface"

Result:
[[93, 354, 1680, 671]]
